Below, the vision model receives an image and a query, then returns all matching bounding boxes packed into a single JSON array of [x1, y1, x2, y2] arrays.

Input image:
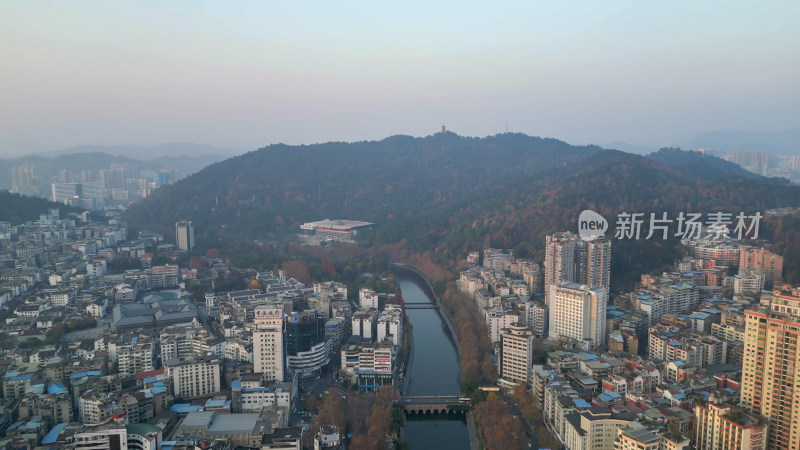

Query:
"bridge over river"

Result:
[[401, 395, 470, 414], [403, 302, 439, 309]]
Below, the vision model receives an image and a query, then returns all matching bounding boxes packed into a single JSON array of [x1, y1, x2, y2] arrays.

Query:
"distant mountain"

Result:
[[684, 128, 800, 155], [603, 141, 657, 155], [35, 142, 242, 160], [123, 132, 800, 289], [148, 153, 232, 177], [0, 191, 82, 224]]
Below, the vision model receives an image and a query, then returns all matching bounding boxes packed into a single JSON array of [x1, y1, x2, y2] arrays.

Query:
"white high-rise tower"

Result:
[[253, 305, 284, 382]]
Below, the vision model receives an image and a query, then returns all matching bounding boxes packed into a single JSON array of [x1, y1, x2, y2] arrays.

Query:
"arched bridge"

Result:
[[402, 395, 470, 415]]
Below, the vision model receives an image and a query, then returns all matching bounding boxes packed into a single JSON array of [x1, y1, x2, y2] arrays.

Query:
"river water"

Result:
[[396, 271, 471, 450]]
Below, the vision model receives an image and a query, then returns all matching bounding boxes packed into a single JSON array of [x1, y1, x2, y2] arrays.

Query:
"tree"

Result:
[[317, 393, 346, 431], [281, 260, 311, 283]]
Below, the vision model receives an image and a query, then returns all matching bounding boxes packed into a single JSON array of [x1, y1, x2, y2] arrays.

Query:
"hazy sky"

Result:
[[2, 1, 799, 156]]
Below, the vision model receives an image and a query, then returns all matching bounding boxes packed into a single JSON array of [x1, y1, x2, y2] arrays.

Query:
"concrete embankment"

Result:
[[392, 263, 461, 351]]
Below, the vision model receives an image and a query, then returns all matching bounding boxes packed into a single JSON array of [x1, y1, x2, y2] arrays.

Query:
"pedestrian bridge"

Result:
[[402, 395, 470, 415]]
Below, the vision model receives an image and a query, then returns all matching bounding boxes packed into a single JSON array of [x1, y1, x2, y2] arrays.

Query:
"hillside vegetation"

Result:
[[124, 133, 800, 288]]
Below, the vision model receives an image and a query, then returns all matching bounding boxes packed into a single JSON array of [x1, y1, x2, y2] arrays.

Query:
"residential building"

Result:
[[351, 309, 378, 341], [695, 393, 767, 450], [523, 300, 547, 337], [562, 407, 635, 450], [544, 232, 610, 304], [111, 335, 155, 377], [726, 150, 769, 176], [165, 356, 221, 399], [734, 267, 766, 296], [376, 307, 402, 346], [498, 322, 533, 386], [739, 247, 784, 288], [741, 285, 800, 449], [358, 288, 379, 310], [485, 309, 518, 344]]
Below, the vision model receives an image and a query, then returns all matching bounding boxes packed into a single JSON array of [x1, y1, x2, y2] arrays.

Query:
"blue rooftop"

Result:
[[42, 423, 67, 445], [69, 370, 101, 380], [170, 403, 202, 414], [10, 373, 34, 382], [25, 384, 44, 394], [573, 399, 591, 408], [47, 383, 68, 395], [204, 399, 229, 408]]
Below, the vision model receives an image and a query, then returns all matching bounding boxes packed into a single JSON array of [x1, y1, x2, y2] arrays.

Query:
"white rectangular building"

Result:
[[253, 305, 285, 382], [548, 283, 607, 349]]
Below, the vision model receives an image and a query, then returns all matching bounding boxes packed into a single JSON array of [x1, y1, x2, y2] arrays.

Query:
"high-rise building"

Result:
[[792, 155, 800, 171], [544, 232, 579, 303], [253, 305, 285, 382], [741, 286, 800, 449], [165, 356, 221, 399], [581, 238, 611, 291], [695, 393, 767, 450], [726, 150, 769, 176], [175, 220, 194, 251], [544, 232, 610, 304], [51, 181, 104, 211], [740, 247, 784, 289], [548, 283, 607, 349], [498, 322, 534, 385], [285, 310, 329, 378]]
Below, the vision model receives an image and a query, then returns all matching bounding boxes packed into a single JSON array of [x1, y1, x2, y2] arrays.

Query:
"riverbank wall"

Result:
[[391, 263, 461, 353]]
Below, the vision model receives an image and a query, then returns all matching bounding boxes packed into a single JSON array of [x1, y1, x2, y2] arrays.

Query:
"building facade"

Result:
[[498, 322, 534, 385], [175, 220, 194, 251], [253, 305, 285, 382], [741, 286, 800, 449], [695, 394, 767, 450], [544, 232, 610, 305], [549, 283, 607, 349]]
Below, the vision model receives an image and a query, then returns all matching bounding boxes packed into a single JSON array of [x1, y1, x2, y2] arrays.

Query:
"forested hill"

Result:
[[124, 132, 601, 237], [124, 133, 800, 287], [379, 149, 800, 287], [0, 191, 81, 224], [648, 147, 786, 182]]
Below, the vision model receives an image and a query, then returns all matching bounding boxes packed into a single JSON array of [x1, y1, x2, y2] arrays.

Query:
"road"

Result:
[[500, 393, 538, 449], [466, 411, 480, 450]]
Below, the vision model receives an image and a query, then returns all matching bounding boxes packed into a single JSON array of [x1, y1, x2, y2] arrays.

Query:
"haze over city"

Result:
[[2, 1, 800, 156], [3, 2, 800, 450]]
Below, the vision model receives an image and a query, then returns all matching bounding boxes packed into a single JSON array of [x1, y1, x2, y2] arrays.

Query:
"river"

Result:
[[396, 271, 471, 450]]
